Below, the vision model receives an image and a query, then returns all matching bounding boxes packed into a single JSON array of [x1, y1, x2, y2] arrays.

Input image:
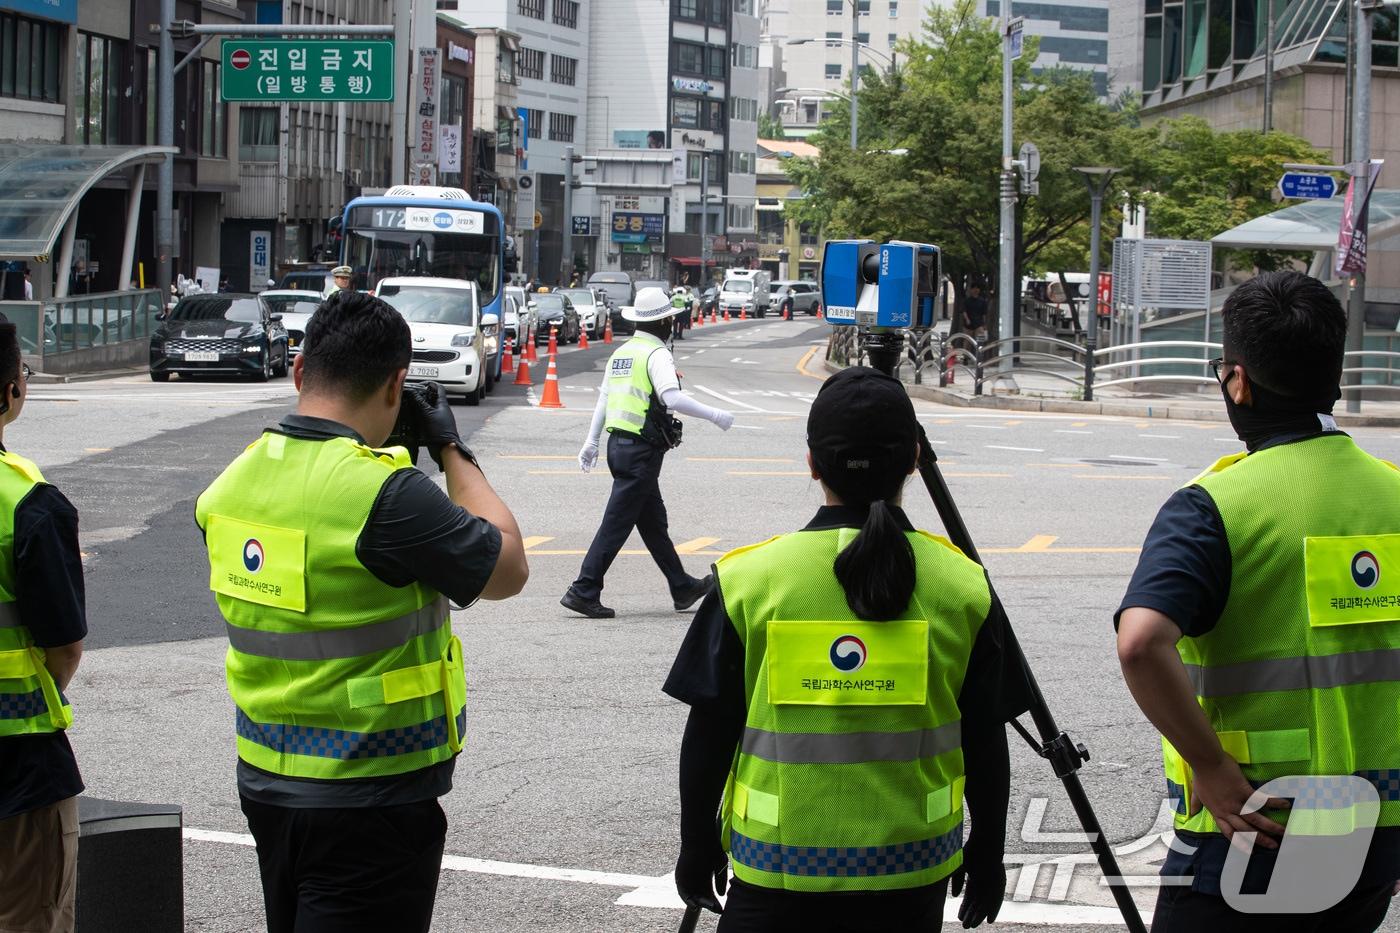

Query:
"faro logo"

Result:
[[432, 211, 454, 229], [1352, 550, 1380, 589], [829, 634, 867, 672], [243, 539, 265, 574]]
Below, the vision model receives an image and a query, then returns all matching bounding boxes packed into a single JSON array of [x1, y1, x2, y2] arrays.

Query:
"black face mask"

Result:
[[1220, 370, 1340, 453]]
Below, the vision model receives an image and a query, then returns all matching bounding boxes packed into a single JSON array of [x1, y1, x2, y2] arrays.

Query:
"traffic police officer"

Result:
[[562, 287, 734, 619], [671, 287, 690, 341], [0, 324, 86, 933], [1118, 271, 1400, 929], [323, 264, 352, 298], [665, 367, 1029, 930], [196, 290, 528, 932]]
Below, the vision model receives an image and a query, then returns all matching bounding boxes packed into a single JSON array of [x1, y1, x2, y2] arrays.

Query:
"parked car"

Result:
[[587, 271, 633, 312], [560, 288, 603, 337], [257, 290, 323, 358], [277, 265, 332, 293], [501, 292, 523, 350], [772, 280, 822, 317], [531, 293, 581, 345], [375, 277, 493, 405], [699, 285, 719, 316], [150, 294, 289, 382], [505, 285, 535, 340]]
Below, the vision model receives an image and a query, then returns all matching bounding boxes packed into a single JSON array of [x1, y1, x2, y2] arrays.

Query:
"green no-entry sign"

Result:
[[221, 39, 394, 101]]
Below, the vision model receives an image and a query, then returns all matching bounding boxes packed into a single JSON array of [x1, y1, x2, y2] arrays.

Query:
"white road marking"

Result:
[[1138, 434, 1180, 439], [1215, 438, 1240, 443], [1108, 454, 1165, 462], [1055, 430, 1093, 435], [962, 424, 1006, 430], [986, 445, 1044, 452], [692, 384, 801, 415]]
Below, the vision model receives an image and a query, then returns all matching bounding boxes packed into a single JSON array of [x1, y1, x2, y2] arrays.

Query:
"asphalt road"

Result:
[[13, 316, 1400, 932]]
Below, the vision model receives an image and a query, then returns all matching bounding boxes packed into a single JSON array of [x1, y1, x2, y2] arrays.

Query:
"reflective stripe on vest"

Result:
[[1165, 435, 1400, 835], [197, 432, 465, 781], [716, 527, 989, 893], [603, 334, 662, 436], [0, 451, 73, 737]]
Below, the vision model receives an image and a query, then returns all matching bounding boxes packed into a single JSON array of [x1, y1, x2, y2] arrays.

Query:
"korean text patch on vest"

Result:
[[1305, 534, 1400, 627], [767, 620, 929, 706], [610, 357, 634, 378], [206, 514, 307, 612]]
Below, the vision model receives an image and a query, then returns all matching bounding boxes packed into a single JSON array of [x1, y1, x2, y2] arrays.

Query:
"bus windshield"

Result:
[[344, 202, 501, 305]]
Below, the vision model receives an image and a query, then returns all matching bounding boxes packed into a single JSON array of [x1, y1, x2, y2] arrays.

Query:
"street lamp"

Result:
[[786, 34, 896, 151], [1073, 166, 1120, 401]]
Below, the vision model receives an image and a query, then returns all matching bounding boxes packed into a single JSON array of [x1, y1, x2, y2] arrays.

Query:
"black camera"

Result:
[[385, 382, 438, 464]]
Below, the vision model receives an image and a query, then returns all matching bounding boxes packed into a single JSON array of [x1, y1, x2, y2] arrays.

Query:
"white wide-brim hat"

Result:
[[622, 286, 684, 322], [331, 265, 353, 277]]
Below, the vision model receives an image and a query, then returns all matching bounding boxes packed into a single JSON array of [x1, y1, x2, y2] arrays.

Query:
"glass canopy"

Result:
[[0, 144, 174, 260], [1211, 190, 1400, 250]]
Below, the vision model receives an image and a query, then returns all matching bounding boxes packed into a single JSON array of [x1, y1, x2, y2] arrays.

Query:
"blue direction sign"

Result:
[[1278, 172, 1337, 200]]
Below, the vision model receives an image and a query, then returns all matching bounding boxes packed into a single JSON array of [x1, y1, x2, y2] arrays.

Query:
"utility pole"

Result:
[[561, 145, 577, 285], [849, 0, 859, 150], [1263, 1, 1276, 131], [392, 0, 411, 184], [700, 152, 711, 278], [1346, 0, 1377, 415], [157, 0, 175, 301], [997, 7, 1016, 356], [1074, 167, 1119, 402]]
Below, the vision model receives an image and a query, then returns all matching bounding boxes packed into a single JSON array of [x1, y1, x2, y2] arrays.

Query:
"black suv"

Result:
[[150, 295, 290, 382]]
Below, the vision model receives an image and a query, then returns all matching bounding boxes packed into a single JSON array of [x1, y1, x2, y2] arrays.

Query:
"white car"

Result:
[[375, 277, 498, 405], [257, 289, 323, 358], [560, 288, 603, 337], [505, 285, 535, 340]]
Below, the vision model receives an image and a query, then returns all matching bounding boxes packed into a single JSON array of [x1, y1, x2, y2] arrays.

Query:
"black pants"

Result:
[[572, 433, 692, 601], [717, 878, 948, 932], [240, 796, 447, 933], [1151, 882, 1393, 933]]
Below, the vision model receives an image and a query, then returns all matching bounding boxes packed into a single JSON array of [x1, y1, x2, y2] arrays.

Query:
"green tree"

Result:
[[758, 111, 787, 141]]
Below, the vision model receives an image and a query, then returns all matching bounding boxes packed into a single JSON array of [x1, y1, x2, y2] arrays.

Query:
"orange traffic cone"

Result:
[[695, 310, 704, 327], [538, 354, 564, 408], [502, 336, 515, 374], [524, 329, 538, 362], [709, 308, 716, 324], [513, 358, 533, 386], [783, 304, 791, 321], [547, 326, 558, 356], [578, 325, 590, 349], [815, 303, 823, 320], [723, 308, 730, 322], [740, 306, 748, 320], [603, 317, 614, 343]]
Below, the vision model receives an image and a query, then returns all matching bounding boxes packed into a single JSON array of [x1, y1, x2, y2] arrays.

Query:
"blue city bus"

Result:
[[341, 185, 506, 322]]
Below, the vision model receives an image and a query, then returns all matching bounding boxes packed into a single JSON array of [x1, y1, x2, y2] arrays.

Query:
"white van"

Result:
[[719, 269, 771, 318]]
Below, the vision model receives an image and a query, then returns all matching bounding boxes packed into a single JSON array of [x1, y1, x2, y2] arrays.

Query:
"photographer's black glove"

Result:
[[674, 838, 728, 915], [949, 834, 1007, 928], [404, 382, 478, 471]]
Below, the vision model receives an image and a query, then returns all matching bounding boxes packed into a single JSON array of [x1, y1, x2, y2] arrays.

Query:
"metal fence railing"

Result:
[[8, 290, 165, 358]]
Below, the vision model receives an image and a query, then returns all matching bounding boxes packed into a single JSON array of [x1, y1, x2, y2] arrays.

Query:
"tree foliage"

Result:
[[785, 0, 1332, 317], [758, 111, 787, 140]]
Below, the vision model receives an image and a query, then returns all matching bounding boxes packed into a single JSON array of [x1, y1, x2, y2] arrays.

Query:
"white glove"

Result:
[[712, 410, 735, 432], [578, 442, 599, 473]]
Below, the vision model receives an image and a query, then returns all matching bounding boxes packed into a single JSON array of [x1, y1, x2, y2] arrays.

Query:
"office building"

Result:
[[981, 1, 1112, 96]]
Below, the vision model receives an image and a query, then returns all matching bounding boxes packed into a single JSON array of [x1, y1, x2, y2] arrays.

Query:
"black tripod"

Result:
[[677, 330, 1146, 933]]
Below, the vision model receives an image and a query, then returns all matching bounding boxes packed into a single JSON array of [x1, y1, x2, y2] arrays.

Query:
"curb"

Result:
[[821, 359, 1400, 428], [30, 367, 146, 385]]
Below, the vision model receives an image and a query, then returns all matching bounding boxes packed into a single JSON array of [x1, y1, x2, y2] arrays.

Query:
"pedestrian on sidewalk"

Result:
[[195, 291, 528, 933], [562, 287, 735, 619], [0, 325, 86, 933], [666, 366, 1028, 930], [1117, 270, 1400, 931], [961, 283, 988, 342]]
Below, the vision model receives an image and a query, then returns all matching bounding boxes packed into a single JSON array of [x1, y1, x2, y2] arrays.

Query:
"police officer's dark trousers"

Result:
[[573, 432, 691, 600]]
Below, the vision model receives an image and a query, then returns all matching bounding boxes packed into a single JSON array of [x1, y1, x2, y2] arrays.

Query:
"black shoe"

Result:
[[672, 574, 714, 611], [561, 589, 616, 619]]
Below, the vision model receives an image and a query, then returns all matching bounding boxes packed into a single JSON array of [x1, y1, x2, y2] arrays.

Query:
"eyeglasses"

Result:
[[1208, 357, 1237, 384]]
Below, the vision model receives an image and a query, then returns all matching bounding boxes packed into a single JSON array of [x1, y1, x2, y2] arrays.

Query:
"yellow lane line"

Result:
[[1028, 463, 1082, 469], [1015, 535, 1059, 552], [1002, 420, 1022, 426], [688, 457, 796, 463], [522, 536, 555, 550], [85, 447, 112, 453], [1070, 421, 1088, 427], [796, 345, 826, 381], [676, 537, 721, 554], [1072, 474, 1170, 480]]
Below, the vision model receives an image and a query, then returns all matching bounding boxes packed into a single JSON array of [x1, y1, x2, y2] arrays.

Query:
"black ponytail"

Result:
[[832, 498, 916, 620]]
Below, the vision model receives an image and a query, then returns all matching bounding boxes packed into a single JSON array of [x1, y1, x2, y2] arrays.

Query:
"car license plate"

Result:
[[184, 351, 220, 362], [408, 365, 439, 378]]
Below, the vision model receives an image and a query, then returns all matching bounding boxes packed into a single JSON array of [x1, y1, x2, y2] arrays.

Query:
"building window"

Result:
[[552, 0, 579, 27], [708, 46, 727, 77], [799, 221, 818, 245], [686, 152, 723, 182], [200, 61, 227, 158], [239, 108, 279, 162], [734, 0, 754, 14], [826, 0, 842, 12], [519, 47, 545, 79], [889, 32, 897, 46], [677, 0, 700, 18], [550, 54, 577, 85], [732, 43, 757, 68], [727, 202, 754, 230], [707, 0, 725, 26], [826, 31, 841, 46], [73, 32, 124, 145], [676, 41, 705, 74], [855, 32, 869, 44], [548, 111, 575, 141], [1, 12, 63, 103], [672, 96, 725, 130], [525, 107, 544, 139], [518, 0, 545, 18], [888, 0, 897, 15], [728, 150, 754, 174], [729, 97, 757, 121], [825, 63, 842, 79]]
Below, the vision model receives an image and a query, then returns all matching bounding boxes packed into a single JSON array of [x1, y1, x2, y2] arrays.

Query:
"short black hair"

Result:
[[301, 290, 411, 401], [0, 323, 17, 385], [1221, 271, 1346, 398]]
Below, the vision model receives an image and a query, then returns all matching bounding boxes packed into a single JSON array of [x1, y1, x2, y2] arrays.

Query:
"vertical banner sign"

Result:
[[1337, 160, 1384, 277], [516, 174, 537, 233], [249, 230, 271, 291], [517, 106, 530, 171], [439, 125, 462, 174], [416, 48, 440, 164], [672, 147, 687, 185]]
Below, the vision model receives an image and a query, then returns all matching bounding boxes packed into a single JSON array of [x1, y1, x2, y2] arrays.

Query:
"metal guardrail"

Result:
[[824, 327, 1400, 398], [45, 290, 164, 356]]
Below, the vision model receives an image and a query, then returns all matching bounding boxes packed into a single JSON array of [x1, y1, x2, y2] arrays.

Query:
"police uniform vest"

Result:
[[671, 293, 689, 310], [716, 527, 990, 892], [1165, 434, 1400, 835], [195, 431, 464, 781], [604, 333, 665, 438], [0, 450, 73, 737]]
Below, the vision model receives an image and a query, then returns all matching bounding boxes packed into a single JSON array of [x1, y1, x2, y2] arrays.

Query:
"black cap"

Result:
[[807, 367, 917, 483]]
